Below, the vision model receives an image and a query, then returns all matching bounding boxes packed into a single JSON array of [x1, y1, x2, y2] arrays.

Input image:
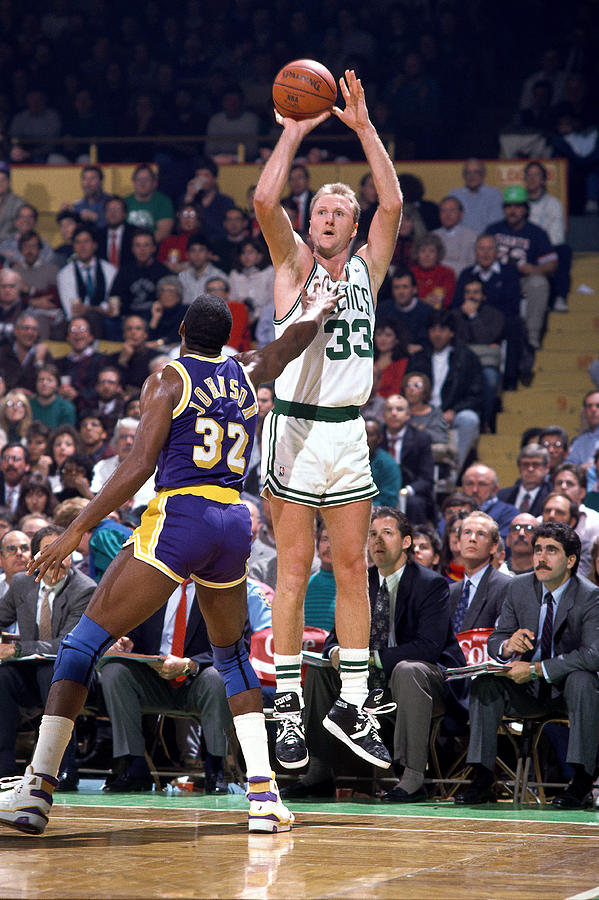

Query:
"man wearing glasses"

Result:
[[497, 443, 552, 516], [505, 514, 538, 575], [566, 392, 599, 468], [538, 426, 569, 477]]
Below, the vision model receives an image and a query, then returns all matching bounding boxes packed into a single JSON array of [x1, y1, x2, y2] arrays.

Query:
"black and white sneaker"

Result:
[[322, 689, 396, 769], [273, 692, 309, 769]]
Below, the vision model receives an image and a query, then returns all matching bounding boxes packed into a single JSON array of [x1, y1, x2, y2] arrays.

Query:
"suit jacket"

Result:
[[381, 423, 434, 501], [449, 564, 511, 632], [0, 473, 23, 512], [0, 568, 95, 656], [324, 561, 466, 678], [57, 258, 118, 320], [497, 477, 552, 518], [480, 496, 521, 540], [407, 344, 483, 416], [487, 572, 599, 694], [284, 190, 314, 236], [97, 222, 137, 269], [127, 588, 213, 673]]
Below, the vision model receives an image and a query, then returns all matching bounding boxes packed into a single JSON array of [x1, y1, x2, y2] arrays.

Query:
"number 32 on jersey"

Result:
[[193, 418, 248, 474]]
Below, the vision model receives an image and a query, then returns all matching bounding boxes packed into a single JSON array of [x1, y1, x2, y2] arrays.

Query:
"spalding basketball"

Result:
[[272, 59, 337, 121]]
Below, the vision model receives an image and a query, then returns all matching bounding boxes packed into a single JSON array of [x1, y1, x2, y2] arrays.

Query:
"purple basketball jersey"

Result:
[[155, 354, 258, 493]]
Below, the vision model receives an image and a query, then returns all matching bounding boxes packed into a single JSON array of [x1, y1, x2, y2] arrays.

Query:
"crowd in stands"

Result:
[[0, 0, 598, 801]]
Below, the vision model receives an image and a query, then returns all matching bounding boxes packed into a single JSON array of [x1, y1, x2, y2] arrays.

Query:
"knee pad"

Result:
[[211, 637, 260, 698], [52, 614, 114, 689]]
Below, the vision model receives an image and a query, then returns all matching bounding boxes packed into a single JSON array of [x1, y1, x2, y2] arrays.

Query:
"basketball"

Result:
[[272, 59, 337, 121]]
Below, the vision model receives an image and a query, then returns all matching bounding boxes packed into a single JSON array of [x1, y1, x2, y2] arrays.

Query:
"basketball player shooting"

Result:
[[0, 281, 339, 836], [254, 69, 403, 770]]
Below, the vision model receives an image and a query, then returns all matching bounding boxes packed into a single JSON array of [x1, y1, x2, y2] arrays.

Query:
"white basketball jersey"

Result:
[[274, 256, 375, 407]]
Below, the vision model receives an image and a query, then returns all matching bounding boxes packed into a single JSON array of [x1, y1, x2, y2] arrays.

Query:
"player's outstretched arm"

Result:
[[26, 369, 181, 584], [239, 276, 339, 388], [254, 110, 330, 270], [333, 70, 402, 293]]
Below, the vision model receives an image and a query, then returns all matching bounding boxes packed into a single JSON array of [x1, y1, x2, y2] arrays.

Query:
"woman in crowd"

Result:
[[410, 233, 455, 309], [0, 390, 32, 444], [401, 371, 450, 445], [14, 471, 57, 521], [373, 318, 410, 398]]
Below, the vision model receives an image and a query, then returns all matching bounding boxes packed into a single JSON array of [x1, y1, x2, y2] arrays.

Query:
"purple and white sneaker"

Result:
[[0, 765, 58, 835], [247, 773, 295, 833]]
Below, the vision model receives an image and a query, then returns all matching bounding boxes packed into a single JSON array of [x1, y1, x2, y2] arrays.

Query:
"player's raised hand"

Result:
[[300, 275, 340, 320], [332, 70, 369, 133], [274, 108, 331, 137]]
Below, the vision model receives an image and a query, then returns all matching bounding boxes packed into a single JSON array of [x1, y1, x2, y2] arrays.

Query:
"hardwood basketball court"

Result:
[[3, 787, 599, 899]]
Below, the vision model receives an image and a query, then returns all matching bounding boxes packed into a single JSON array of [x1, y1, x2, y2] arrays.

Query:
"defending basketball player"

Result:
[[254, 70, 402, 769], [0, 282, 339, 836]]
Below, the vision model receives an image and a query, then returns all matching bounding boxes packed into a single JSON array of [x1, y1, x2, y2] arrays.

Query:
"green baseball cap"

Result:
[[503, 185, 529, 204]]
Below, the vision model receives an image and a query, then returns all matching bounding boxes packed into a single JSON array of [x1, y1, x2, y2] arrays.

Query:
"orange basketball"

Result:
[[272, 59, 337, 121]]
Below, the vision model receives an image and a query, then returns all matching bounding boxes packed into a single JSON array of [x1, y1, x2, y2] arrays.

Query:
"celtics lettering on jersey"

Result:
[[155, 355, 258, 492], [275, 257, 375, 408]]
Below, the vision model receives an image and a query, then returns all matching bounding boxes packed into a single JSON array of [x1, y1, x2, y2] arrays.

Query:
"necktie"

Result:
[[170, 579, 190, 688], [295, 198, 302, 231], [38, 587, 52, 641], [369, 579, 390, 689], [452, 579, 471, 634], [109, 231, 119, 267], [520, 492, 531, 513], [540, 592, 554, 660], [84, 265, 94, 300]]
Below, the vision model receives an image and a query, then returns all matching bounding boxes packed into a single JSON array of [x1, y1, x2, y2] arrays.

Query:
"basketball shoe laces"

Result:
[[274, 709, 304, 748], [0, 775, 23, 791], [357, 692, 397, 741]]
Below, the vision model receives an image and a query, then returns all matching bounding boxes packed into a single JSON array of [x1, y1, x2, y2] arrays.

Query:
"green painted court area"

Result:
[[54, 778, 599, 827]]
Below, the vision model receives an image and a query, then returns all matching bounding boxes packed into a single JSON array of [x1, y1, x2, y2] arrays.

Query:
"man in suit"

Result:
[[96, 195, 137, 270], [0, 525, 94, 785], [56, 316, 107, 416], [381, 394, 434, 524], [497, 443, 552, 517], [0, 444, 30, 516], [283, 164, 314, 240], [449, 512, 511, 635], [0, 530, 31, 602], [283, 508, 465, 802], [461, 463, 520, 541], [407, 311, 483, 472], [56, 225, 117, 338], [455, 522, 599, 809], [97, 579, 231, 793]]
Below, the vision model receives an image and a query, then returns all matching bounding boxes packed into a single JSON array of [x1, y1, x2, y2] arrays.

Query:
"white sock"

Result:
[[234, 712, 271, 779], [274, 652, 303, 704], [31, 715, 74, 780], [338, 647, 369, 707]]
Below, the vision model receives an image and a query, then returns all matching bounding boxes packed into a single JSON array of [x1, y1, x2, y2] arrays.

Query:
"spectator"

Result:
[[433, 196, 477, 277], [244, 384, 274, 498], [589, 536, 599, 586], [182, 158, 235, 244], [373, 319, 409, 398], [178, 234, 229, 307], [524, 161, 572, 313], [485, 186, 557, 350], [397, 173, 440, 231], [47, 424, 82, 494], [211, 207, 251, 274], [54, 454, 95, 504], [505, 513, 539, 575], [388, 202, 427, 271], [56, 316, 107, 414], [56, 225, 118, 338], [0, 269, 27, 344], [365, 418, 402, 508], [497, 443, 552, 516], [62, 165, 109, 228], [96, 195, 136, 270], [0, 529, 30, 602], [107, 315, 161, 392], [148, 276, 186, 348], [0, 204, 54, 267], [455, 522, 599, 811], [566, 391, 599, 468], [24, 421, 52, 478], [304, 523, 336, 632], [449, 512, 510, 634], [407, 311, 483, 472], [203, 275, 252, 353], [29, 364, 76, 430], [158, 204, 202, 273], [14, 231, 61, 339], [412, 525, 441, 571], [0, 312, 52, 393], [110, 228, 170, 323], [449, 159, 503, 233], [243, 497, 277, 592], [53, 209, 81, 268], [8, 88, 61, 163], [0, 443, 30, 518], [551, 108, 599, 215], [283, 163, 314, 240], [79, 366, 125, 439], [400, 371, 449, 446], [78, 412, 114, 466], [552, 463, 599, 576], [381, 393, 434, 524], [0, 390, 32, 443], [461, 463, 520, 541], [125, 164, 174, 244], [204, 83, 260, 161], [449, 278, 505, 432], [90, 417, 155, 512], [0, 161, 25, 242], [519, 48, 567, 111], [377, 269, 432, 354], [14, 472, 57, 522], [410, 233, 455, 310], [538, 425, 569, 477], [229, 238, 274, 330]]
